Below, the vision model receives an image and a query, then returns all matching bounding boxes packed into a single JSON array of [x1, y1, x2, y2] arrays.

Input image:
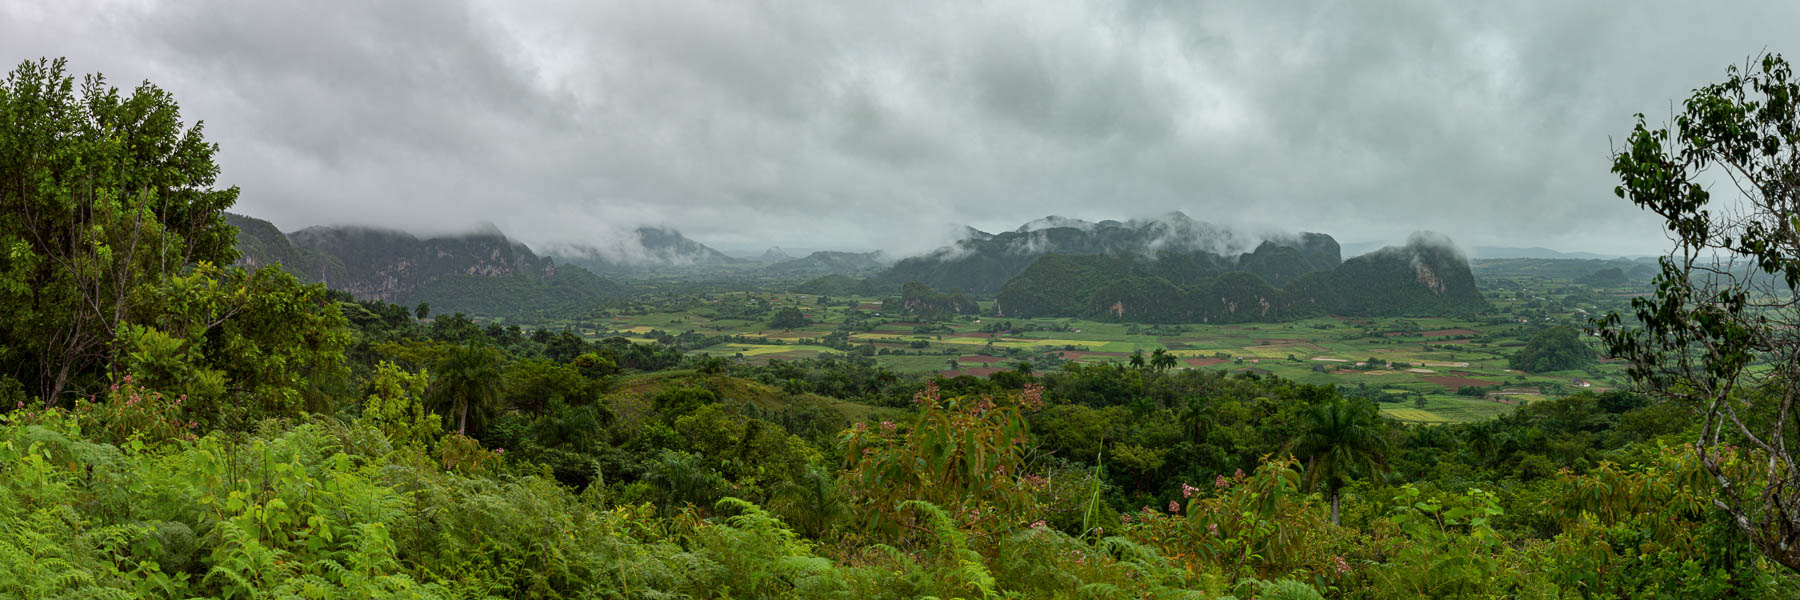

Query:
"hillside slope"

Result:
[[227, 213, 623, 321]]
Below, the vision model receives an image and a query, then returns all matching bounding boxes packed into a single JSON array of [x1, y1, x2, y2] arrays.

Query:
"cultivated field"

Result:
[[576, 273, 1632, 424]]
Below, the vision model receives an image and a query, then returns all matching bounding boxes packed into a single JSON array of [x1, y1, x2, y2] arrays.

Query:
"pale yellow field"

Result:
[[714, 344, 839, 356], [1382, 408, 1450, 423]]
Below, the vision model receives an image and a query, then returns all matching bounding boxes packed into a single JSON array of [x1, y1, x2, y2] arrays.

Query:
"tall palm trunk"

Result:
[[1330, 490, 1342, 525], [459, 402, 469, 435]]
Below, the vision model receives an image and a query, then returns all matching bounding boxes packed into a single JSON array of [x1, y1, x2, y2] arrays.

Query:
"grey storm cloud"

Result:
[[3, 0, 1794, 257]]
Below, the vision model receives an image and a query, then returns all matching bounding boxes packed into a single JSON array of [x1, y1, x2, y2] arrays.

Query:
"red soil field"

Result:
[[1422, 375, 1498, 389], [957, 355, 1006, 363], [1186, 358, 1229, 367]]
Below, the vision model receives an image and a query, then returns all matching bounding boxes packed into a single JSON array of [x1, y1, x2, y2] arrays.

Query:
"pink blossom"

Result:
[[1215, 474, 1229, 489], [1234, 468, 1246, 480], [1333, 556, 1351, 574], [1021, 383, 1044, 410], [1168, 500, 1181, 513], [1182, 482, 1200, 498], [494, 448, 505, 455], [1030, 520, 1047, 529], [1207, 523, 1218, 536], [879, 420, 896, 432], [1120, 513, 1133, 524]]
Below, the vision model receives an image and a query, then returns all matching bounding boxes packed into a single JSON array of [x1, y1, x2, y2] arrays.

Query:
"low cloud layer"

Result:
[[3, 1, 1793, 257]]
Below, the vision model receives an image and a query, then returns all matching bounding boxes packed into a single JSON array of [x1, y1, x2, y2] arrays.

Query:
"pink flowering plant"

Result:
[[1117, 455, 1355, 585], [71, 375, 199, 446]]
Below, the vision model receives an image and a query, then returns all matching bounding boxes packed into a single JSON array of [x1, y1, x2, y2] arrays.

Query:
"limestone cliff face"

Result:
[[281, 224, 554, 302], [229, 213, 562, 302], [1415, 262, 1445, 295]]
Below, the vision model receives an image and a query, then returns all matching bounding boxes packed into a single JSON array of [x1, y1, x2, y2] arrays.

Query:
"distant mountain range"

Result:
[[226, 210, 1506, 324], [227, 213, 906, 320], [549, 226, 740, 275], [226, 213, 624, 321], [877, 212, 1341, 294], [766, 250, 892, 277], [857, 213, 1487, 323]]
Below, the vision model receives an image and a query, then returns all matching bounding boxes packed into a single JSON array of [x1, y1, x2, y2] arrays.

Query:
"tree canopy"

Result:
[[0, 58, 240, 403], [1509, 326, 1598, 373]]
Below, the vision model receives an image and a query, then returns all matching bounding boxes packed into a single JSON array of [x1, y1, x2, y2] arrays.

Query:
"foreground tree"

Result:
[[1293, 396, 1388, 524], [431, 343, 504, 435], [0, 58, 239, 403], [1598, 53, 1800, 571], [1509, 326, 1598, 373]]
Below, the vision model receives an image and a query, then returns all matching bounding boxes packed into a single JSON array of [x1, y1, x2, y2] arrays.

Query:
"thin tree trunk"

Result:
[[459, 401, 468, 435], [1330, 492, 1341, 525]]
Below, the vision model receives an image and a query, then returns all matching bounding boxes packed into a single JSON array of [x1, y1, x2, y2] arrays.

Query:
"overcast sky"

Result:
[[3, 1, 1793, 257]]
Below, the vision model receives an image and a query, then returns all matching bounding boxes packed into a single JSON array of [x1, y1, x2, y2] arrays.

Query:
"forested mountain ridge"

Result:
[[995, 233, 1487, 322], [877, 212, 1340, 294], [227, 213, 624, 320], [766, 249, 892, 276]]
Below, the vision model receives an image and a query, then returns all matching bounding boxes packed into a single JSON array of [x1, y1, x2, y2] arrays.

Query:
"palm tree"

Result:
[[430, 343, 503, 436], [1294, 396, 1389, 525], [1128, 350, 1146, 370], [1150, 348, 1177, 373], [769, 466, 846, 539]]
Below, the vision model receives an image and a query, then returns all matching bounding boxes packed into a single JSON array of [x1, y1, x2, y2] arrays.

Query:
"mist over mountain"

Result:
[[993, 230, 1484, 323], [879, 212, 1340, 294], [548, 226, 738, 275], [227, 213, 623, 321]]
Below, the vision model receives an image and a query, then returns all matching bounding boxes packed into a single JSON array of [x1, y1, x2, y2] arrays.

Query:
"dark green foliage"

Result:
[[0, 58, 241, 402], [769, 307, 812, 329], [877, 212, 1335, 295], [1509, 326, 1597, 372], [1317, 236, 1488, 317], [994, 253, 1138, 318], [1239, 242, 1320, 286], [1294, 397, 1388, 524], [1579, 267, 1629, 287], [996, 234, 1485, 323], [430, 344, 504, 435]]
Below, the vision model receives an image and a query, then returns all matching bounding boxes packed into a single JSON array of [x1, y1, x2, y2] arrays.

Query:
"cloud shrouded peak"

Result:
[[4, 0, 1794, 257]]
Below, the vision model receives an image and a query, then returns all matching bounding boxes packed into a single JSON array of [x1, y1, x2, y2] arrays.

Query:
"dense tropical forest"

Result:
[[5, 53, 1800, 599]]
